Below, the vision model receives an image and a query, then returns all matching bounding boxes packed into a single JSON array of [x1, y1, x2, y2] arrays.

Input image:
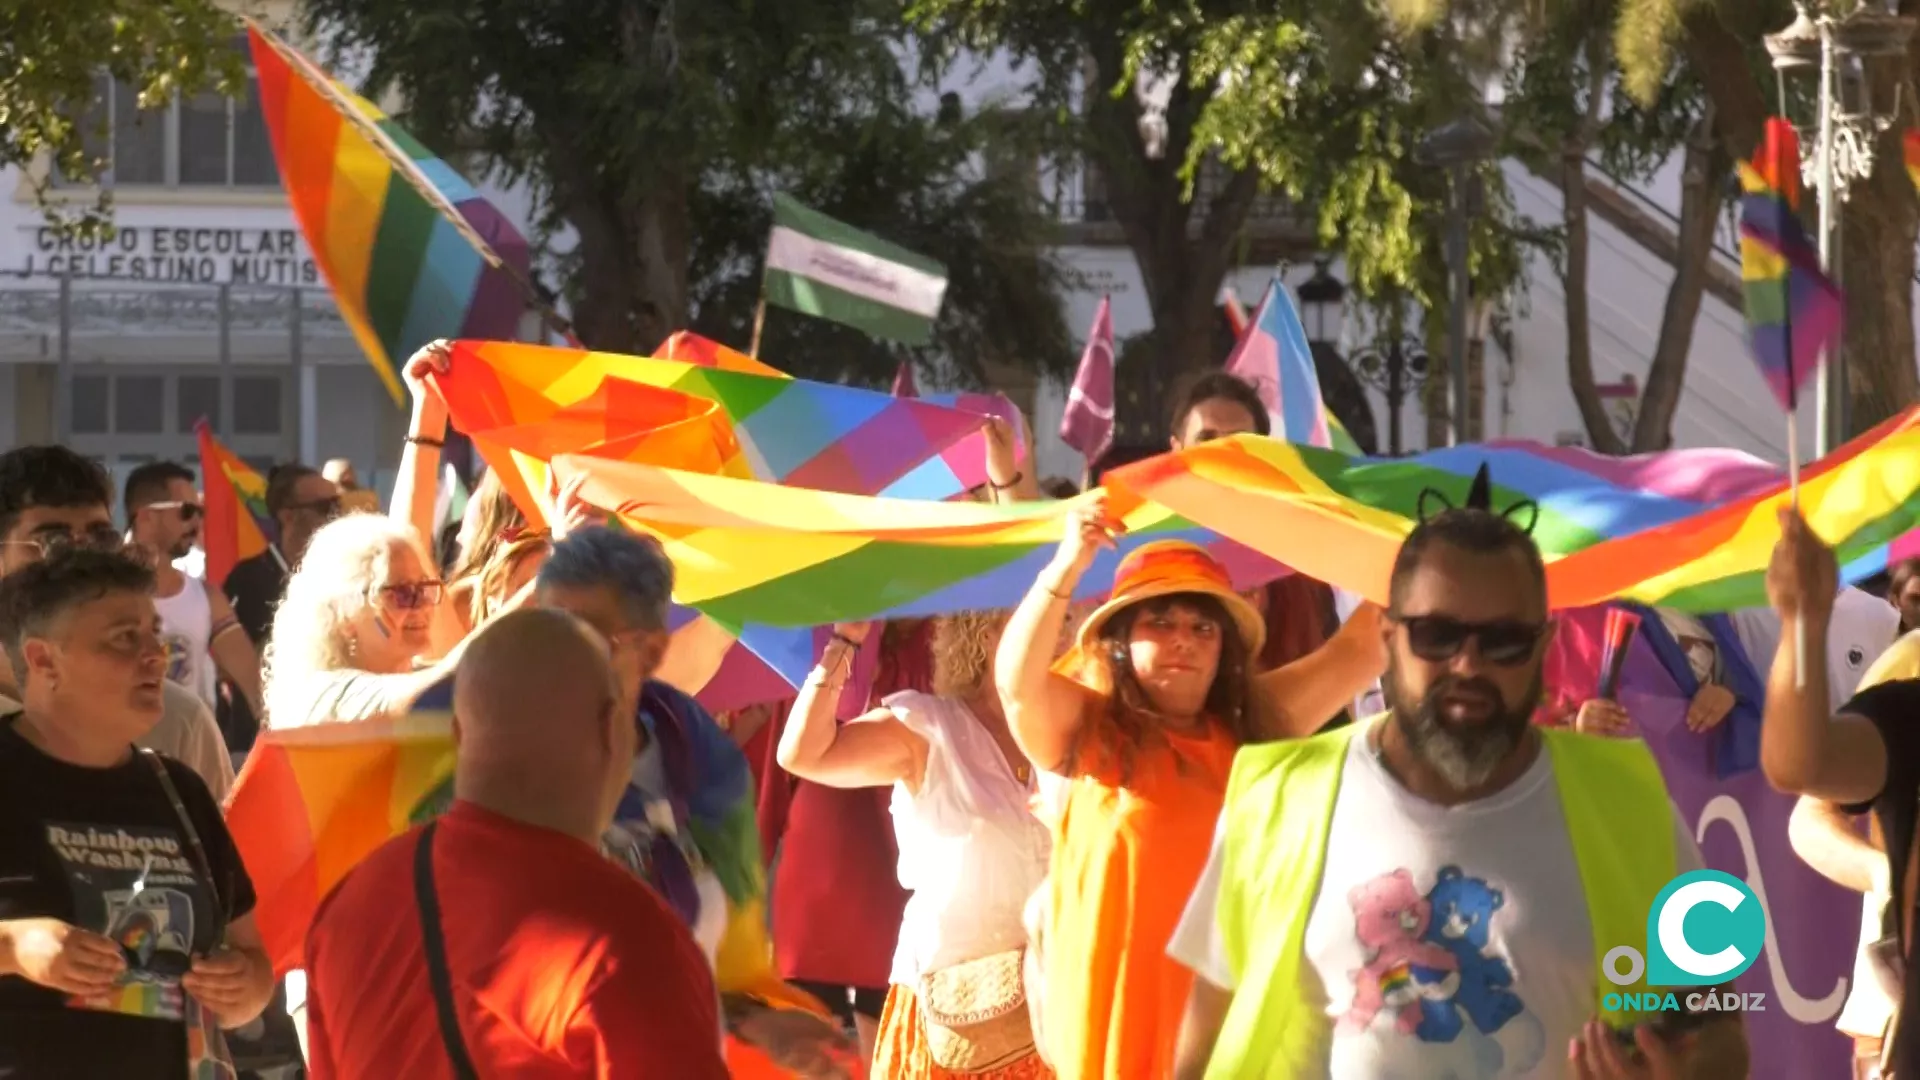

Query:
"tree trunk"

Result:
[[1561, 41, 1626, 455], [1839, 141, 1920, 439], [1631, 115, 1728, 452]]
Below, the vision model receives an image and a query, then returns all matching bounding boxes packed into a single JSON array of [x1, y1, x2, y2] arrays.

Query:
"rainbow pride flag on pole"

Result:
[[194, 421, 275, 586], [247, 22, 533, 403], [1736, 118, 1841, 413]]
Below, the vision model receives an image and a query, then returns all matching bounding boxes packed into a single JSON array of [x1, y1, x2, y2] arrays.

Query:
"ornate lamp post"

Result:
[[1764, 2, 1915, 452], [1350, 336, 1432, 457], [1296, 260, 1347, 347], [1416, 116, 1497, 447]]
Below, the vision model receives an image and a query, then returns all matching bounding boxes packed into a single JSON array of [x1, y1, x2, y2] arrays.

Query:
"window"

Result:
[[233, 376, 282, 435], [71, 375, 110, 434], [178, 375, 221, 433], [114, 375, 166, 434], [69, 41, 278, 189]]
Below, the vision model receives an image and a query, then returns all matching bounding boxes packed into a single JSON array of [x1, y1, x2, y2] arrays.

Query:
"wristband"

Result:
[[990, 471, 1023, 491], [405, 435, 445, 448], [830, 632, 862, 649]]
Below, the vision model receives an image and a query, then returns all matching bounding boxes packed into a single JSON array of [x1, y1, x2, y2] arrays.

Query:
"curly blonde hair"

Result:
[[262, 512, 433, 723], [931, 610, 1007, 699]]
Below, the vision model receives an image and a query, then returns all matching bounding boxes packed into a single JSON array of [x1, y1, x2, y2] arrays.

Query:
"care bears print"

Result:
[[1295, 734, 1702, 1079]]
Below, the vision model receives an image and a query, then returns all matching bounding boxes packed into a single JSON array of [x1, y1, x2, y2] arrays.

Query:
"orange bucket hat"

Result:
[[1055, 540, 1266, 678]]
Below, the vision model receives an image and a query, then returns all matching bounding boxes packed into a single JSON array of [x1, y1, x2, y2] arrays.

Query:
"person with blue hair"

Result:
[[534, 526, 858, 1077]]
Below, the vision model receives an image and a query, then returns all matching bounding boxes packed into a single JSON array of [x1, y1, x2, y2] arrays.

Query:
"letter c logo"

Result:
[[1646, 870, 1766, 987]]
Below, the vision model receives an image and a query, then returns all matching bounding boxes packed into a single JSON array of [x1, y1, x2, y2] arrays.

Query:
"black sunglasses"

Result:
[[1394, 613, 1546, 667], [144, 500, 202, 523]]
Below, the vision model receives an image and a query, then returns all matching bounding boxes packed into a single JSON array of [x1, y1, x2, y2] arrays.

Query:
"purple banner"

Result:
[[1557, 609, 1856, 1076]]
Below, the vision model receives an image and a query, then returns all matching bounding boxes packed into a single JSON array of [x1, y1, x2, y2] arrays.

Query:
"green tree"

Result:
[[1617, 0, 1918, 439], [301, 0, 1071, 387], [2, 0, 239, 233], [907, 0, 1277, 436]]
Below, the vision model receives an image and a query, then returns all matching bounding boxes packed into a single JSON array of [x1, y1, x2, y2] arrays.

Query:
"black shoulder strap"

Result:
[[414, 822, 480, 1080]]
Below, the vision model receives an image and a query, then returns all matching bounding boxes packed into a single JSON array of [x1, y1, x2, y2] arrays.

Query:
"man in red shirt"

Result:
[[303, 608, 727, 1078]]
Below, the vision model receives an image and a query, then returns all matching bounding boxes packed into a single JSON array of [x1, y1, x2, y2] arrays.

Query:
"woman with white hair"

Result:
[[262, 513, 471, 729]]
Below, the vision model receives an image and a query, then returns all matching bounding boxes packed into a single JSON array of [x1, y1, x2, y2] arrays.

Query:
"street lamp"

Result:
[[1296, 261, 1347, 347], [1764, 2, 1915, 452], [1350, 335, 1432, 457], [1416, 116, 1497, 447]]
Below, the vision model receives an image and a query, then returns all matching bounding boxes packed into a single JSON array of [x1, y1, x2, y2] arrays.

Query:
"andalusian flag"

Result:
[[763, 194, 948, 344]]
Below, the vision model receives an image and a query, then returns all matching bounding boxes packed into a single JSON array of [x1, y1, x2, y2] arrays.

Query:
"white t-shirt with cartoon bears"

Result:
[[1170, 725, 1703, 1079]]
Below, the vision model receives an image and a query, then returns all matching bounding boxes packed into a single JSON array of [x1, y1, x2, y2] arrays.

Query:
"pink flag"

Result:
[[891, 359, 919, 398], [1060, 296, 1114, 463]]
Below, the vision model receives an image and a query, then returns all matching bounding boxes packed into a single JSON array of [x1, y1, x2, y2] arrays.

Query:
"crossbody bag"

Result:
[[138, 749, 237, 1080], [415, 821, 481, 1080]]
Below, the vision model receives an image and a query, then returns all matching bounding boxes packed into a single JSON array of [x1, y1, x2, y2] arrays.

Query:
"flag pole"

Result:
[[749, 296, 768, 359], [246, 19, 581, 349]]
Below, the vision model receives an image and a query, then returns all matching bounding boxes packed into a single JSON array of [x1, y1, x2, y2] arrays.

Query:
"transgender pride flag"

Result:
[[1225, 278, 1357, 452]]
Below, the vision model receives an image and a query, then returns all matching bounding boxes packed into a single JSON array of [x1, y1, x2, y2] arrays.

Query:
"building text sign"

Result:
[[15, 226, 320, 286]]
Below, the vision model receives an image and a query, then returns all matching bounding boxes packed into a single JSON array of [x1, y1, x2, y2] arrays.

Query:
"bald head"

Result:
[[451, 608, 634, 843]]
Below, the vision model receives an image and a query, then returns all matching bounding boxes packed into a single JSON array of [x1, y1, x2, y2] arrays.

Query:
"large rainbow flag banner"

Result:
[[194, 422, 275, 586], [541, 406, 1920, 623], [430, 340, 1007, 521], [247, 24, 531, 403]]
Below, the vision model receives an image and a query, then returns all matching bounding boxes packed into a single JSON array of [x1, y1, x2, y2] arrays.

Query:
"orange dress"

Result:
[[1040, 722, 1237, 1079]]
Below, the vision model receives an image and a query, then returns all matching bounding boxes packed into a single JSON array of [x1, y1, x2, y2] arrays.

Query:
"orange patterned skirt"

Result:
[[871, 984, 1054, 1080]]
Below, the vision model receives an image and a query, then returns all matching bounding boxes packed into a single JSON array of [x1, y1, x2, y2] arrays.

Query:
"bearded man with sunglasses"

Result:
[[1170, 468, 1750, 1079], [124, 462, 265, 725], [0, 448, 233, 803]]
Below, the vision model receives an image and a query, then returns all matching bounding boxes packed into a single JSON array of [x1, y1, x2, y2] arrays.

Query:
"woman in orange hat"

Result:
[[997, 493, 1386, 1078]]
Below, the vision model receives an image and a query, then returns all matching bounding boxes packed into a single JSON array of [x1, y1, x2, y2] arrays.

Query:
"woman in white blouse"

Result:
[[777, 611, 1053, 1079]]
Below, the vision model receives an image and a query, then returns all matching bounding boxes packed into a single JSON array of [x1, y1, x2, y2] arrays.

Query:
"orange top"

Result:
[[1041, 721, 1237, 1079]]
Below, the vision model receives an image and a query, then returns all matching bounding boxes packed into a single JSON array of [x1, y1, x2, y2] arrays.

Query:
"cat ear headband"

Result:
[[1413, 462, 1540, 534]]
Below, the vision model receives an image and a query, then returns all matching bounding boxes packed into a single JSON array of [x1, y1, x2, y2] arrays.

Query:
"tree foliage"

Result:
[[2, 0, 240, 234], [302, 0, 1072, 387]]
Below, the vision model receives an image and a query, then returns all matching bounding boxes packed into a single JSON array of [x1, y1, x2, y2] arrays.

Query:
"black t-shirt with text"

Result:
[[0, 715, 256, 1079], [1839, 678, 1920, 1074]]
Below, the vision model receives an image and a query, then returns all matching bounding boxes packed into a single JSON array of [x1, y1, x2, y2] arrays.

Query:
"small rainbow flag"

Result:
[[1905, 129, 1920, 194], [195, 422, 274, 586], [1737, 117, 1841, 413], [247, 23, 532, 403]]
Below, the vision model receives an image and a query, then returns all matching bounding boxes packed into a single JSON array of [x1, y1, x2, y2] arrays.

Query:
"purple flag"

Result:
[[1549, 608, 1856, 1077], [1060, 296, 1114, 464]]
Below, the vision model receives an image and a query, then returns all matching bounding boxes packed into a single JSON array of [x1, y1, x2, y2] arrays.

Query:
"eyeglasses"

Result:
[[377, 580, 445, 610], [1392, 613, 1546, 667], [1, 527, 125, 558], [144, 501, 202, 523]]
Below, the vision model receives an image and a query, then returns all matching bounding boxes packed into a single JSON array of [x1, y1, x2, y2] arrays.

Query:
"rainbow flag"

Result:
[[540, 411, 1920, 623], [247, 24, 531, 403], [877, 392, 1027, 500], [194, 422, 273, 586], [1905, 129, 1920, 194], [432, 341, 1003, 521], [1737, 118, 1841, 412], [227, 712, 457, 974]]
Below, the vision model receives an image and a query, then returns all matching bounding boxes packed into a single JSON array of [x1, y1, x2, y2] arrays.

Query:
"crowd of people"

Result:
[[1, 340, 1919, 1079]]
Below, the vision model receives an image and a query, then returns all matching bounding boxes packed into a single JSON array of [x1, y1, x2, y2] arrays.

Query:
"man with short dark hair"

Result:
[[0, 447, 233, 800], [222, 463, 339, 649], [124, 461, 265, 721], [1169, 466, 1747, 1079]]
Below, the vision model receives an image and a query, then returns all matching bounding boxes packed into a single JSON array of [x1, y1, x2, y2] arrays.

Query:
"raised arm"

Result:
[[774, 622, 927, 790], [996, 496, 1111, 773], [983, 415, 1043, 505], [390, 342, 452, 563], [1759, 510, 1889, 805], [1252, 603, 1389, 740]]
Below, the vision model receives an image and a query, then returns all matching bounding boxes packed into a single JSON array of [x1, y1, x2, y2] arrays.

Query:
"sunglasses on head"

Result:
[[145, 501, 202, 523], [377, 580, 445, 610], [1394, 613, 1546, 667]]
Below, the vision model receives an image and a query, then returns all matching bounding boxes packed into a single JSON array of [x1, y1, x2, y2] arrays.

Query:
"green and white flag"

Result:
[[763, 193, 949, 345]]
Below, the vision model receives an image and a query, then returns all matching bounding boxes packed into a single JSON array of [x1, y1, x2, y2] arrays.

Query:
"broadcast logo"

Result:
[[1601, 869, 1768, 1014]]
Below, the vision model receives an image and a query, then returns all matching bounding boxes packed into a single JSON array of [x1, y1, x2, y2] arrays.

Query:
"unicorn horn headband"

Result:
[[1413, 462, 1540, 534]]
